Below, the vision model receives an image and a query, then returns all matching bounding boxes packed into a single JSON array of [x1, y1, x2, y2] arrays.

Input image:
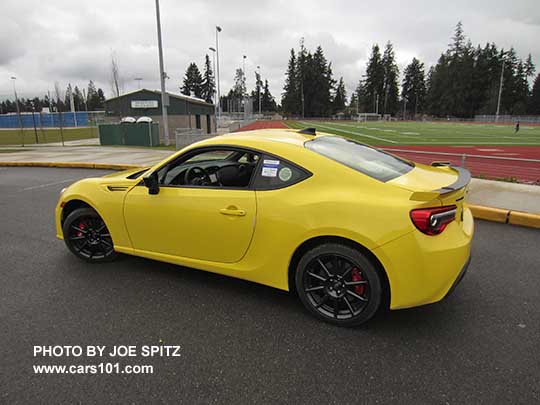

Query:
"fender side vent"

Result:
[[107, 186, 129, 192]]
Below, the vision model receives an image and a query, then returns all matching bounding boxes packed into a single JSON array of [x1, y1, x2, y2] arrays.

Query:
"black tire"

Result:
[[62, 207, 118, 263], [295, 243, 382, 327]]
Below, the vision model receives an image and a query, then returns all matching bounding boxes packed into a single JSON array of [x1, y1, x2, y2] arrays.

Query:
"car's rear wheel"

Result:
[[62, 207, 118, 262], [295, 243, 382, 327]]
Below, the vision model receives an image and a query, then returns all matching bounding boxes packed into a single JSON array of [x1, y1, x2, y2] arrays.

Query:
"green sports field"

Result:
[[285, 120, 540, 146], [0, 127, 97, 146]]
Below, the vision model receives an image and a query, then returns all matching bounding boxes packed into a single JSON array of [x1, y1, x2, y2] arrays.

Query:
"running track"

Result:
[[236, 121, 540, 184]]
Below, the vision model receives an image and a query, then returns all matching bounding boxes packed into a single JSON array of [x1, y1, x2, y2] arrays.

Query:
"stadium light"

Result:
[[209, 47, 217, 118], [495, 52, 508, 123], [257, 65, 261, 116], [154, 0, 170, 145], [134, 77, 143, 89], [215, 26, 222, 123], [11, 76, 24, 146]]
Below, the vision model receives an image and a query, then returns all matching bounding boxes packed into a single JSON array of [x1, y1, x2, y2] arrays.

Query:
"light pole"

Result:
[[11, 77, 24, 146], [134, 77, 143, 89], [257, 65, 261, 116], [495, 55, 506, 123], [209, 47, 217, 118], [215, 26, 222, 123], [155, 0, 170, 145], [30, 101, 39, 143], [242, 55, 247, 115]]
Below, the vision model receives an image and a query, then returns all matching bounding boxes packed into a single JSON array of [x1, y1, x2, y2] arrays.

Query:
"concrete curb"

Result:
[[1, 161, 539, 229], [468, 204, 540, 229], [0, 161, 142, 171]]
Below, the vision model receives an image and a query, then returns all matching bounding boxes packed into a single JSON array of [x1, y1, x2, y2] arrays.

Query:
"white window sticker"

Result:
[[278, 167, 293, 182], [263, 159, 280, 166], [261, 167, 278, 177]]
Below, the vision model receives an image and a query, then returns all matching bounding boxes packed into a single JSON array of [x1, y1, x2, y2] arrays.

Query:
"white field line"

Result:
[[301, 122, 397, 143]]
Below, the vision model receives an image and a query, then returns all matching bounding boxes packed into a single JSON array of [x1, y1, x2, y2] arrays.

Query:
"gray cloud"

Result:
[[1, 0, 539, 102]]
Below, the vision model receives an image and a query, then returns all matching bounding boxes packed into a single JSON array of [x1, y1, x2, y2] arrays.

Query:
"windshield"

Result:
[[305, 136, 414, 182]]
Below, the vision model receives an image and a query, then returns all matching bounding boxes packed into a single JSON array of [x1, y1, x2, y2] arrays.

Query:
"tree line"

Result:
[[181, 54, 277, 114], [282, 22, 540, 118], [0, 80, 106, 114]]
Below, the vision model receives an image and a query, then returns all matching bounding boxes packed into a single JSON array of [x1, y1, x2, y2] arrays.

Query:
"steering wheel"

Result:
[[184, 166, 212, 186]]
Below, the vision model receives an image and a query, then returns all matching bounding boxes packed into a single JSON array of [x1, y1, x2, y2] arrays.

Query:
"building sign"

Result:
[[131, 100, 159, 109]]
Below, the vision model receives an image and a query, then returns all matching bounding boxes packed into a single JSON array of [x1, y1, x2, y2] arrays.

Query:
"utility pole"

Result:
[[30, 101, 39, 143], [134, 77, 143, 89], [496, 57, 506, 122], [215, 26, 222, 124], [301, 77, 305, 119], [209, 47, 217, 119], [11, 77, 24, 147], [257, 65, 261, 116], [155, 0, 170, 145]]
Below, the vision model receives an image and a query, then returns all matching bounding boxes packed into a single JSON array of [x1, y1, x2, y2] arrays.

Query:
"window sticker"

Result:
[[278, 167, 293, 182], [262, 167, 278, 177], [261, 159, 280, 177]]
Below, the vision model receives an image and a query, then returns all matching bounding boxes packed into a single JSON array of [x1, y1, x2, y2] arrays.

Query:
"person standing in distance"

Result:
[[515, 120, 520, 133]]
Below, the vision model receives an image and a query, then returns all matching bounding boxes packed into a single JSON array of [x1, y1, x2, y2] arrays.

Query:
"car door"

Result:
[[123, 148, 257, 264]]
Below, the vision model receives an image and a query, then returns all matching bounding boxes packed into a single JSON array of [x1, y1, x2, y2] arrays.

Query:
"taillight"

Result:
[[410, 205, 457, 235]]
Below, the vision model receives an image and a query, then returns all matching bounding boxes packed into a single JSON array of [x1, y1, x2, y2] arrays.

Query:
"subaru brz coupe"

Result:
[[56, 128, 473, 326]]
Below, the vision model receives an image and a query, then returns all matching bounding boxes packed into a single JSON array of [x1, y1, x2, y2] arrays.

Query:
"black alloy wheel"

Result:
[[295, 243, 382, 326], [62, 207, 118, 262]]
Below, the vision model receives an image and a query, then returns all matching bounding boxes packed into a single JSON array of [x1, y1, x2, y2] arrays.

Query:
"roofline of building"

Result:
[[105, 88, 214, 107]]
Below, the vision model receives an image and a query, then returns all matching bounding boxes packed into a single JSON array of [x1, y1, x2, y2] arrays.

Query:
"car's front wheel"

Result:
[[62, 207, 118, 262], [295, 243, 382, 327]]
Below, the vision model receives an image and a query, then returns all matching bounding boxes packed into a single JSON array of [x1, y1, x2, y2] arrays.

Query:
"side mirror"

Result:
[[143, 171, 160, 195]]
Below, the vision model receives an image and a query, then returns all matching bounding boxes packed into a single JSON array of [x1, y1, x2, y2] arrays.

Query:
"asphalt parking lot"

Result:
[[1, 167, 539, 403]]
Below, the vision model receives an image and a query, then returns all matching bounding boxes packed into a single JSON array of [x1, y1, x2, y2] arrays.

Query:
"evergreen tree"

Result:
[[73, 86, 84, 111], [232, 68, 247, 97], [529, 73, 540, 114], [332, 77, 347, 113], [251, 70, 263, 113], [402, 57, 426, 116], [261, 80, 276, 112], [281, 48, 299, 115], [363, 44, 385, 113], [381, 42, 400, 115], [310, 45, 334, 116], [201, 54, 215, 103], [86, 80, 99, 111], [96, 88, 106, 109], [181, 62, 204, 98]]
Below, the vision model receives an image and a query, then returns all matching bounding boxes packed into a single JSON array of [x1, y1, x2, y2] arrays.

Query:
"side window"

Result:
[[156, 148, 260, 188], [252, 155, 311, 190]]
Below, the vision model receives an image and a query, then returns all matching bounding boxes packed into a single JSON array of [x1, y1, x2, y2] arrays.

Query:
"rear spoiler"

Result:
[[410, 166, 471, 201]]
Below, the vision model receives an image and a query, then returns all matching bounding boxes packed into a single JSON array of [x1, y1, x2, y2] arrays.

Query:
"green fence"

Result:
[[98, 123, 160, 146]]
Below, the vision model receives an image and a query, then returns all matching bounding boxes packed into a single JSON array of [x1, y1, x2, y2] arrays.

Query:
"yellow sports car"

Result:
[[56, 128, 473, 326]]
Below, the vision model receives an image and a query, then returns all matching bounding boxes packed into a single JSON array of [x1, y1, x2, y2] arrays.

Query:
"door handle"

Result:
[[219, 208, 246, 216]]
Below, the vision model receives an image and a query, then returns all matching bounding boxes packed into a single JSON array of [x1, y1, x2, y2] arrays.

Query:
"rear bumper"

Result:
[[374, 206, 474, 310], [444, 255, 471, 299]]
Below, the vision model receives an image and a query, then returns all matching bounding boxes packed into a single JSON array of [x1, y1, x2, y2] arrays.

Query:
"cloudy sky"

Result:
[[1, 0, 539, 103]]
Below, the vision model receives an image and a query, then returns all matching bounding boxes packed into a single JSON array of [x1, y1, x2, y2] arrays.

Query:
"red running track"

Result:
[[235, 122, 540, 184], [382, 146, 540, 185], [235, 121, 288, 131]]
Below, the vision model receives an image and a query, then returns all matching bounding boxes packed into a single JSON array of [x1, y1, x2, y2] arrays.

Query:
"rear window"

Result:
[[305, 136, 414, 182]]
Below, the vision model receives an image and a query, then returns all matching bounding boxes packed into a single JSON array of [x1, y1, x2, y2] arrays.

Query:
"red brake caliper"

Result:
[[351, 268, 365, 295], [77, 222, 86, 237]]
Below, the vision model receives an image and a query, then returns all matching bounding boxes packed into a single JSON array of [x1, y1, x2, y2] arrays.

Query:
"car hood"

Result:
[[101, 166, 149, 180]]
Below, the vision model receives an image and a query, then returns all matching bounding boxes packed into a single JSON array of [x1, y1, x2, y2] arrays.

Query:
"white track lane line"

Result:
[[305, 122, 397, 144]]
